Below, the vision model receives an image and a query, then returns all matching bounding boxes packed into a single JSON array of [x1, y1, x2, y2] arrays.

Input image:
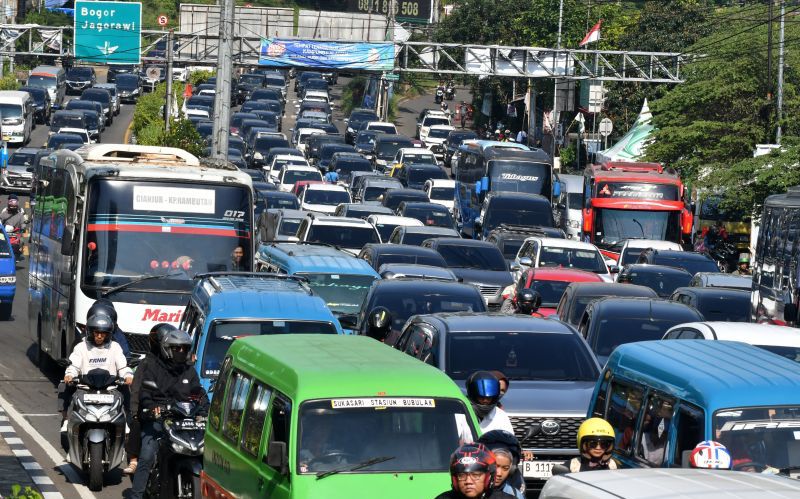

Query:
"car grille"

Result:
[[478, 284, 501, 298], [124, 332, 151, 355], [510, 415, 582, 450]]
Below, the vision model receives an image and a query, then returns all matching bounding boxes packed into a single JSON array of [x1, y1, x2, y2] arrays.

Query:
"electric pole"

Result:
[[767, 0, 774, 101], [776, 0, 785, 144], [211, 0, 235, 160], [551, 0, 564, 161], [164, 29, 174, 133]]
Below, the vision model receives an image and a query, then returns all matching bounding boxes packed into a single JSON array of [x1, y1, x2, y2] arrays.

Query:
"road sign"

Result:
[[384, 73, 400, 82], [157, 15, 168, 26], [146, 66, 161, 80], [599, 117, 613, 137], [74, 0, 142, 64]]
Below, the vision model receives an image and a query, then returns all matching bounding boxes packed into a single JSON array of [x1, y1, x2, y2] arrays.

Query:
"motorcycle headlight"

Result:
[[567, 220, 581, 229]]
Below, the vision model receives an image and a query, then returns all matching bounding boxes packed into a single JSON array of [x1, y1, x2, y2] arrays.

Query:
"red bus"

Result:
[[582, 162, 693, 261]]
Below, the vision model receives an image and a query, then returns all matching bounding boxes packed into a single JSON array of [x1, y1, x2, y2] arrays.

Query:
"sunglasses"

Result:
[[585, 439, 612, 450]]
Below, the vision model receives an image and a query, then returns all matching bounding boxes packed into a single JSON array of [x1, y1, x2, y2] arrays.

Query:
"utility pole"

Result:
[[211, 0, 235, 160], [776, 0, 785, 144], [767, 0, 774, 101], [164, 28, 174, 133], [551, 0, 564, 159]]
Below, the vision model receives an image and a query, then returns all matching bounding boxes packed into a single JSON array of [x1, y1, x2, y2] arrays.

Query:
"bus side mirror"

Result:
[[265, 441, 289, 475], [474, 181, 481, 195], [61, 225, 74, 256]]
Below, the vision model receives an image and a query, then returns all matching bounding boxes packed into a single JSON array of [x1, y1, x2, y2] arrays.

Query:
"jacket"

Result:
[[113, 326, 131, 359], [136, 355, 208, 418], [0, 208, 25, 229], [568, 456, 618, 473], [64, 340, 132, 379], [129, 353, 156, 417], [435, 490, 516, 499]]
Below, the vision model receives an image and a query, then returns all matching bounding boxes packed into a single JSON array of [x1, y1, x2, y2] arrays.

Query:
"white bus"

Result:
[[28, 144, 254, 363]]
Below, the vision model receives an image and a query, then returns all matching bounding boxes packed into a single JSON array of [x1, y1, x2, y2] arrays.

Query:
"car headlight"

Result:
[[347, 127, 354, 133], [567, 220, 581, 229]]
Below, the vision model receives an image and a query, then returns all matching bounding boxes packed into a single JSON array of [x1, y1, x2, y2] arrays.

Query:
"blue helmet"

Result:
[[466, 371, 501, 404]]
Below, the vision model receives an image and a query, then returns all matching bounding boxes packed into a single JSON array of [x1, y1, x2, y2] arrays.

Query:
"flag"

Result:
[[579, 20, 602, 47]]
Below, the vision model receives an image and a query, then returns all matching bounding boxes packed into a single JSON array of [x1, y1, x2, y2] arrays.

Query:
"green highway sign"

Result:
[[384, 73, 400, 81], [74, 0, 142, 64]]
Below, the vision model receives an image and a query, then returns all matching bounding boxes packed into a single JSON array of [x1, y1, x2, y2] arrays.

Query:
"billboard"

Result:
[[259, 39, 395, 71], [322, 0, 432, 24]]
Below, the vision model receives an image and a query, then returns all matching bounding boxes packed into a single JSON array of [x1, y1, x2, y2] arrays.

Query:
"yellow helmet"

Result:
[[576, 418, 615, 448]]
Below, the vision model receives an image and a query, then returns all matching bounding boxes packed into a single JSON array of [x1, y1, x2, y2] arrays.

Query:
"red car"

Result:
[[515, 268, 604, 317]]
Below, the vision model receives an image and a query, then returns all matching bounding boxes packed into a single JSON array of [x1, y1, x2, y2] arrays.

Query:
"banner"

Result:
[[35, 28, 62, 52], [258, 38, 395, 71]]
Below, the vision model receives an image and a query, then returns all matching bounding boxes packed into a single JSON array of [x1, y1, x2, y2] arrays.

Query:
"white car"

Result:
[[389, 148, 438, 173], [183, 108, 209, 120], [57, 127, 93, 144], [617, 239, 683, 268], [423, 124, 455, 158], [293, 127, 325, 154], [365, 121, 398, 135], [277, 164, 322, 192], [663, 321, 800, 361], [299, 184, 351, 215], [366, 214, 424, 243], [424, 179, 456, 213], [303, 90, 330, 104], [296, 214, 381, 256], [512, 236, 612, 282], [418, 110, 451, 142], [267, 154, 308, 182]]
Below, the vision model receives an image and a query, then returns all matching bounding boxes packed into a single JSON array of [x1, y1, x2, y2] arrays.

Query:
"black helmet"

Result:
[[466, 371, 501, 405], [149, 323, 177, 354], [477, 430, 522, 466], [88, 298, 118, 324], [367, 306, 392, 341], [517, 289, 541, 315], [160, 329, 192, 364], [86, 312, 114, 345]]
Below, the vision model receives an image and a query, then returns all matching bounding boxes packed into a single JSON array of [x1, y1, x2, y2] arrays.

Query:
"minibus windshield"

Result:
[[297, 273, 377, 315], [715, 406, 800, 473]]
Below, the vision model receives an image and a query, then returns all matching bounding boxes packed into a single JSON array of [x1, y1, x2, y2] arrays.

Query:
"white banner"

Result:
[[132, 186, 216, 214], [38, 28, 62, 52]]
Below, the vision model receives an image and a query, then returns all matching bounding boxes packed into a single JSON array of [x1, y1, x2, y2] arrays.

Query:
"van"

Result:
[[0, 91, 34, 145], [180, 273, 343, 391], [588, 340, 800, 474], [27, 65, 66, 109], [555, 173, 584, 240], [200, 334, 480, 498]]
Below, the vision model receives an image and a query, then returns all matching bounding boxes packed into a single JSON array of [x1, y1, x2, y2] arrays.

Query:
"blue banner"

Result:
[[258, 39, 395, 71]]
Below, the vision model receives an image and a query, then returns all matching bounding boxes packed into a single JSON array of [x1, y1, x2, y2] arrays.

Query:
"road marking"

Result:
[[20, 414, 57, 417], [0, 392, 93, 499]]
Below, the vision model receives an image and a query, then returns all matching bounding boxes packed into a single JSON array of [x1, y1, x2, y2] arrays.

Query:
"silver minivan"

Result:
[[27, 65, 66, 109], [556, 174, 584, 240]]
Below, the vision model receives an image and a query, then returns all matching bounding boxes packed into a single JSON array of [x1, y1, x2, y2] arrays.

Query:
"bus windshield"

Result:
[[488, 161, 551, 196], [82, 179, 252, 292], [594, 208, 681, 249]]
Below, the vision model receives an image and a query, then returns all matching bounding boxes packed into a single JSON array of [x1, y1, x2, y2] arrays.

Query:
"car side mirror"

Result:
[[338, 314, 358, 329], [265, 441, 289, 475], [609, 265, 620, 274], [784, 302, 799, 323], [510, 264, 520, 272], [519, 256, 533, 267]]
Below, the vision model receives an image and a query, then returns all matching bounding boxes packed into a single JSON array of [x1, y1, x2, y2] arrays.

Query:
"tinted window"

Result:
[[538, 247, 607, 273], [593, 317, 692, 358], [626, 270, 692, 298], [373, 252, 446, 268], [264, 193, 300, 210], [403, 206, 454, 229], [673, 404, 705, 467], [283, 170, 322, 185], [306, 224, 379, 249], [652, 254, 719, 276], [531, 280, 571, 307], [484, 202, 552, 230], [304, 189, 350, 205], [299, 273, 377, 315], [368, 286, 485, 333], [637, 393, 675, 466], [695, 293, 750, 322], [606, 382, 644, 454], [437, 244, 506, 271], [208, 356, 233, 431], [116, 74, 139, 89]]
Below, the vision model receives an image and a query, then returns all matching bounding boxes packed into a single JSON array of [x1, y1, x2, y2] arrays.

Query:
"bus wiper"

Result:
[[632, 219, 645, 237], [101, 272, 183, 297], [316, 456, 395, 480]]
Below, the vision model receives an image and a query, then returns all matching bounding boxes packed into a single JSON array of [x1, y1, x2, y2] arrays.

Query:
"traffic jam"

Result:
[[6, 60, 800, 499]]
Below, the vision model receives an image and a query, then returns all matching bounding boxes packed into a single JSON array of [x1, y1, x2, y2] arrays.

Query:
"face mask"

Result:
[[471, 402, 495, 419], [171, 349, 188, 364]]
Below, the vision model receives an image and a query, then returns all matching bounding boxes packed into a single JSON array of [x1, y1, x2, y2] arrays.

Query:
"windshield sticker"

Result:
[[331, 398, 436, 409], [133, 186, 216, 214], [500, 173, 539, 182], [719, 420, 800, 432], [596, 182, 679, 200]]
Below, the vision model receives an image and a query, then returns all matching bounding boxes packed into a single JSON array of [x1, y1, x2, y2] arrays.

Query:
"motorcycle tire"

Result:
[[88, 441, 104, 491]]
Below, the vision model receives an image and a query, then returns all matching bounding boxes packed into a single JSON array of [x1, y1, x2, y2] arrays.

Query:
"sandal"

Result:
[[122, 460, 138, 475]]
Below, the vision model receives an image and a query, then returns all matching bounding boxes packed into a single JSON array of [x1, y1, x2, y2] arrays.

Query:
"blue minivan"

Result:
[[588, 340, 800, 474], [0, 226, 16, 320], [179, 272, 343, 391]]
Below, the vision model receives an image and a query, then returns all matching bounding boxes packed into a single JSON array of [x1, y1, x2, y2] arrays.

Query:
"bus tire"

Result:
[[36, 319, 45, 367]]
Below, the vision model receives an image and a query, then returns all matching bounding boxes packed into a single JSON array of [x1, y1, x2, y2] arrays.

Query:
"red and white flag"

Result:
[[579, 20, 602, 47]]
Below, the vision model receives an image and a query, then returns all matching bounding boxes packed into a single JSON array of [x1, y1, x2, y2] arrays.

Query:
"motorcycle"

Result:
[[142, 381, 205, 499], [704, 239, 738, 273], [435, 86, 444, 104], [64, 369, 127, 491], [5, 224, 21, 259], [445, 83, 455, 100]]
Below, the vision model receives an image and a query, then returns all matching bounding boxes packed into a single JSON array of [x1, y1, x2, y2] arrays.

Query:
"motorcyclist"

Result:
[[60, 312, 133, 432], [689, 440, 732, 469], [0, 195, 25, 230], [86, 298, 131, 360], [500, 289, 543, 317], [466, 371, 514, 434], [366, 306, 392, 342], [567, 418, 618, 472], [733, 253, 751, 276], [434, 443, 515, 499], [477, 430, 525, 499], [324, 165, 339, 183], [129, 329, 208, 499]]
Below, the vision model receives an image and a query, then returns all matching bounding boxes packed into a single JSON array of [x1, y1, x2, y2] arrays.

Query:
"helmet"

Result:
[[689, 440, 732, 469], [449, 443, 497, 491], [149, 322, 177, 354], [366, 306, 392, 341], [477, 429, 522, 466], [441, 102, 448, 111], [86, 312, 114, 345], [466, 371, 501, 404], [517, 289, 541, 315], [88, 298, 118, 324], [159, 329, 192, 364], [738, 253, 750, 264], [576, 418, 615, 455]]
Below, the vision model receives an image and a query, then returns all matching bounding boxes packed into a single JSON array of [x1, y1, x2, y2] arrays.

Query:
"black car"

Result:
[[333, 203, 392, 220], [295, 71, 323, 94], [353, 279, 487, 344], [577, 297, 704, 365], [19, 86, 50, 124], [397, 201, 456, 229], [444, 130, 478, 167], [381, 188, 430, 211], [115, 73, 142, 104], [250, 88, 284, 107], [250, 135, 290, 168], [65, 66, 96, 94], [485, 225, 565, 265], [616, 263, 693, 298], [65, 99, 105, 133], [358, 243, 448, 272], [317, 144, 356, 172], [345, 108, 379, 144], [79, 88, 113, 124], [328, 153, 372, 184], [261, 190, 300, 211], [477, 192, 555, 240], [106, 64, 138, 83], [397, 163, 449, 190], [555, 282, 659, 327], [669, 287, 751, 322], [306, 134, 346, 166], [354, 130, 382, 158], [637, 249, 720, 276]]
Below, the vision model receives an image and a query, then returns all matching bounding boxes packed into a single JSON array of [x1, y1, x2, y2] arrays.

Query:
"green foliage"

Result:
[[23, 10, 72, 26], [161, 118, 205, 157], [188, 71, 214, 87], [132, 84, 168, 137], [341, 77, 367, 118], [0, 75, 20, 90], [8, 485, 42, 499]]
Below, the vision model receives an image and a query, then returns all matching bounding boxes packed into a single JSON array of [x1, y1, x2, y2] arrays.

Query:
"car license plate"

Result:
[[84, 394, 114, 404], [521, 460, 558, 479]]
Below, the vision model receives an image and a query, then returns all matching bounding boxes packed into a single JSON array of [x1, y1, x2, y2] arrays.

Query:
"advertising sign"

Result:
[[258, 38, 395, 71]]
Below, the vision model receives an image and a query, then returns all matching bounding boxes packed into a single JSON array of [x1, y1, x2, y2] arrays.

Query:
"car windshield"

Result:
[[239, 74, 263, 85], [363, 185, 395, 201], [370, 287, 485, 331], [68, 68, 93, 79], [116, 75, 139, 89], [409, 168, 447, 185], [531, 280, 571, 307], [200, 320, 336, 378], [568, 295, 606, 325], [307, 225, 379, 250], [696, 294, 750, 321], [0, 103, 22, 118], [594, 318, 686, 357], [437, 244, 506, 271], [430, 187, 454, 201], [298, 273, 377, 315], [567, 192, 583, 210], [48, 135, 83, 148], [423, 117, 450, 127], [488, 161, 551, 196], [484, 206, 552, 231], [304, 189, 350, 206], [52, 113, 85, 128], [283, 170, 321, 185], [377, 140, 410, 158], [403, 207, 454, 228], [758, 345, 800, 363], [653, 255, 718, 276], [278, 218, 302, 236], [404, 154, 436, 165], [351, 112, 378, 123], [427, 128, 452, 139], [27, 75, 56, 88], [538, 247, 607, 273], [335, 160, 371, 175], [626, 270, 691, 298], [82, 92, 109, 105], [715, 406, 800, 473], [373, 223, 402, 242], [265, 194, 300, 210], [81, 179, 252, 292], [374, 252, 445, 268], [8, 152, 35, 166], [619, 247, 646, 266], [298, 398, 475, 474], [446, 331, 598, 380], [595, 209, 682, 249], [356, 134, 377, 147], [81, 112, 99, 129]]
